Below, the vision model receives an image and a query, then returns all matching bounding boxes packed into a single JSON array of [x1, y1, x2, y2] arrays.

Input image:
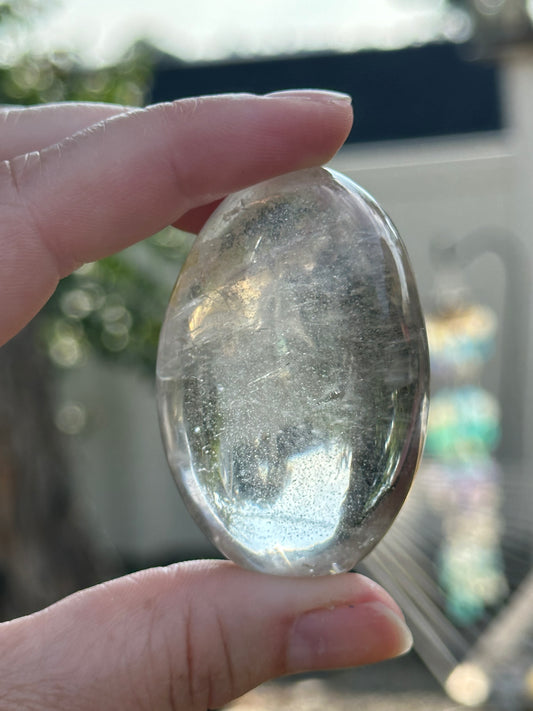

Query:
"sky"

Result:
[[1, 0, 469, 67]]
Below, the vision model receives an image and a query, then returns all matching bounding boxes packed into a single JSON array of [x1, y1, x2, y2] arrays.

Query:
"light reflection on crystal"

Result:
[[221, 439, 352, 561]]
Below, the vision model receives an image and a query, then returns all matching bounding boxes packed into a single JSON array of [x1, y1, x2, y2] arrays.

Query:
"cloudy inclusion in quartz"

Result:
[[157, 167, 429, 576]]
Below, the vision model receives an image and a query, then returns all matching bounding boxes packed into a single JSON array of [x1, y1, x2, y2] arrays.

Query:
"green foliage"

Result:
[[41, 231, 194, 375], [0, 43, 153, 106]]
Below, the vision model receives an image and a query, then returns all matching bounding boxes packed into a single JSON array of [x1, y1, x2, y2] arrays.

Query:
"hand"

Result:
[[0, 92, 413, 710]]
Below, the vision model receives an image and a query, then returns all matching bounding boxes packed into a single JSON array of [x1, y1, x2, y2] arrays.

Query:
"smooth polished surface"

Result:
[[157, 167, 429, 575]]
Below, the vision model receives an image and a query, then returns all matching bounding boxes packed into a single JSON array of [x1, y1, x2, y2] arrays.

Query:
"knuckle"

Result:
[[0, 151, 61, 278], [158, 98, 205, 203], [167, 600, 238, 711]]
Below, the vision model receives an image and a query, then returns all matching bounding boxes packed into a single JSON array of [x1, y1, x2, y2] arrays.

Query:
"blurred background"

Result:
[[1, 0, 533, 708]]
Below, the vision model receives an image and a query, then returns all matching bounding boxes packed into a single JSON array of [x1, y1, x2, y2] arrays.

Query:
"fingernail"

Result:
[[287, 601, 413, 672], [266, 89, 352, 105]]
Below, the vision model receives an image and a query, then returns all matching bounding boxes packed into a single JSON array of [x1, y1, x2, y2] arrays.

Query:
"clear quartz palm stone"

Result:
[[157, 167, 429, 576]]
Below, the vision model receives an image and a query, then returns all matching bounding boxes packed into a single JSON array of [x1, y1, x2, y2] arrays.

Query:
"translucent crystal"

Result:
[[157, 167, 429, 576]]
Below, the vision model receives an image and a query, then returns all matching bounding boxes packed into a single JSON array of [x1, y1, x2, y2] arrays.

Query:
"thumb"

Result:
[[0, 560, 412, 711]]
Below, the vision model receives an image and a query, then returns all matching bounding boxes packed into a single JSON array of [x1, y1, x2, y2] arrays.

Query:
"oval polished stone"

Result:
[[157, 167, 429, 576]]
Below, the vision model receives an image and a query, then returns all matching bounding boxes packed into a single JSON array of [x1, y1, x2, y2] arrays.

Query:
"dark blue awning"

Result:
[[150, 43, 502, 144]]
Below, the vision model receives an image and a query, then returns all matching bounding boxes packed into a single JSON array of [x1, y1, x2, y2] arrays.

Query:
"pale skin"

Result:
[[0, 90, 413, 710]]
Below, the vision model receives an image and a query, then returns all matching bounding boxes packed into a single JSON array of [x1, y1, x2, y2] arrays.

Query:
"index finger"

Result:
[[0, 91, 353, 346]]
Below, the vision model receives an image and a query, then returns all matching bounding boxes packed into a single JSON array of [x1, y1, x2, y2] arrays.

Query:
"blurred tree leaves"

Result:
[[0, 44, 152, 105], [0, 1, 194, 375], [43, 230, 194, 374]]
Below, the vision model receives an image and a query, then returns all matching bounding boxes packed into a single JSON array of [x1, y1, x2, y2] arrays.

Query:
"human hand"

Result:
[[0, 92, 413, 710]]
